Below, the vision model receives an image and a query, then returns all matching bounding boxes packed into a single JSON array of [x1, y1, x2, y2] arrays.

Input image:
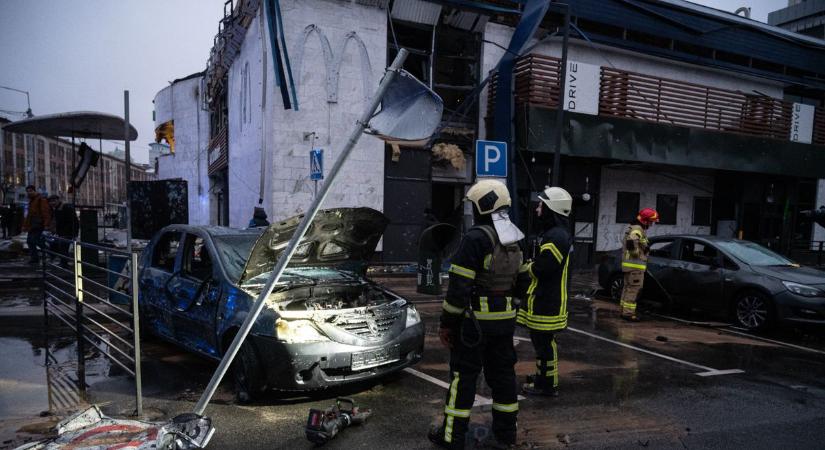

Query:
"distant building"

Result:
[[0, 116, 153, 207], [769, 0, 825, 39]]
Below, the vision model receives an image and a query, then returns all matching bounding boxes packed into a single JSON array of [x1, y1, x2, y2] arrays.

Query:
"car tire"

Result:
[[733, 291, 774, 331], [609, 273, 624, 303], [230, 340, 266, 403]]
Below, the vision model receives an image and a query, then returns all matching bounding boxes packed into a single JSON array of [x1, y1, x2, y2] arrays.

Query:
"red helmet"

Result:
[[637, 208, 659, 225]]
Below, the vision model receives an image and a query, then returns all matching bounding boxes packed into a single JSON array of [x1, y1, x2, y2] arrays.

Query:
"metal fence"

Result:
[[41, 236, 143, 416]]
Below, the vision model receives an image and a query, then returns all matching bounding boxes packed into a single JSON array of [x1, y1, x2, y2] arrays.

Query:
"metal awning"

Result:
[[1, 111, 138, 140]]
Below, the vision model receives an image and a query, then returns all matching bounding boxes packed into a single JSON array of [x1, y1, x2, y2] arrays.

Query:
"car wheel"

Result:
[[609, 274, 624, 302], [734, 291, 774, 331], [230, 340, 266, 403]]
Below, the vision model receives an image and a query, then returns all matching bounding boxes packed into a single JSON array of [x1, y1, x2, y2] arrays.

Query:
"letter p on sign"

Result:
[[475, 140, 507, 178]]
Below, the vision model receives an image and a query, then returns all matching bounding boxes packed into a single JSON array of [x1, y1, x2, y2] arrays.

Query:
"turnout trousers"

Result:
[[621, 270, 644, 317], [529, 331, 558, 391], [438, 331, 518, 448]]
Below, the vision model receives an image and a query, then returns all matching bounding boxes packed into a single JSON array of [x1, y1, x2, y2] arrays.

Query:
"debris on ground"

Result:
[[15, 405, 213, 450], [431, 143, 465, 170], [557, 433, 571, 445]]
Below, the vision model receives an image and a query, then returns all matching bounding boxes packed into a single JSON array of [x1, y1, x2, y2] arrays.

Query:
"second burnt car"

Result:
[[599, 235, 825, 330], [138, 208, 424, 400]]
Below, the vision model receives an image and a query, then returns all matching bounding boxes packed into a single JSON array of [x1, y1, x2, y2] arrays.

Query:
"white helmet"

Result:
[[465, 179, 511, 215], [538, 186, 572, 217]]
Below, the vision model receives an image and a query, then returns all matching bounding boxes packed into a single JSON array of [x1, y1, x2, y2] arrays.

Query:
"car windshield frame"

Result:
[[715, 240, 796, 267], [212, 233, 261, 283]]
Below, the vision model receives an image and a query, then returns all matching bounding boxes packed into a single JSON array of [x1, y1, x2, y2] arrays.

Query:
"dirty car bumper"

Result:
[[250, 322, 425, 390]]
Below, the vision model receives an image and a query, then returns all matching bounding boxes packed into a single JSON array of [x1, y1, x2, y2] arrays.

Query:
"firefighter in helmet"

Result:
[[429, 179, 524, 449], [517, 186, 573, 397], [620, 208, 659, 320]]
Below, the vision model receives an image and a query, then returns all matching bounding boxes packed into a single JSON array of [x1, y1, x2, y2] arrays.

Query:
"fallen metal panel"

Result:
[[519, 107, 825, 179]]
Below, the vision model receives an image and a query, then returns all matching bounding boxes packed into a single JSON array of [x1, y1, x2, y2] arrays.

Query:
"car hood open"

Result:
[[238, 207, 388, 285]]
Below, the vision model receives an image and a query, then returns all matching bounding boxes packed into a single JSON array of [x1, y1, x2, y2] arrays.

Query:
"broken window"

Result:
[[616, 191, 640, 223], [183, 234, 213, 281], [656, 194, 678, 225], [152, 231, 182, 272]]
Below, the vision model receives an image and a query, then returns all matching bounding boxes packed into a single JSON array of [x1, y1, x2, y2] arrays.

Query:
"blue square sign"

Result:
[[310, 148, 323, 180], [475, 140, 507, 178]]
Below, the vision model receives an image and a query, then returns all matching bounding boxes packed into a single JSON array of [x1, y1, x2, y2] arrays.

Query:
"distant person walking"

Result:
[[48, 195, 78, 264], [22, 186, 51, 264], [0, 204, 11, 239]]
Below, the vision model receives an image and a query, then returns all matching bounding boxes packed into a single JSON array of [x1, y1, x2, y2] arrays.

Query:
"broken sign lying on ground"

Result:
[[16, 405, 213, 450]]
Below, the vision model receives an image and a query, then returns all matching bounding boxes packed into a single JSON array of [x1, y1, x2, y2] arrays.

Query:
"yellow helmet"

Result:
[[465, 179, 511, 215]]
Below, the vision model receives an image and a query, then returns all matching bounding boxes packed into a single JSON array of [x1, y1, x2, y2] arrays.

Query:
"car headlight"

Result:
[[276, 319, 327, 343], [405, 305, 421, 327], [781, 281, 824, 298]]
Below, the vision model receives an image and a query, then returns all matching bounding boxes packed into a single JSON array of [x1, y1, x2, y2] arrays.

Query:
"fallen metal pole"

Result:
[[193, 48, 409, 415]]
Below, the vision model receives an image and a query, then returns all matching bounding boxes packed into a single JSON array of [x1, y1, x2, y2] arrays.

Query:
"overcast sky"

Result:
[[0, 0, 788, 164]]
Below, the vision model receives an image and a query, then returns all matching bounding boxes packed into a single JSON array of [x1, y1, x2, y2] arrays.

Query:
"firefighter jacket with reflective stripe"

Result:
[[516, 226, 571, 332], [621, 224, 649, 272], [440, 225, 522, 335]]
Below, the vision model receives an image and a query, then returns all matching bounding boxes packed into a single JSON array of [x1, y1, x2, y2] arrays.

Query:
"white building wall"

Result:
[[596, 167, 713, 251], [226, 1, 387, 228], [813, 180, 825, 246], [154, 76, 211, 226], [478, 22, 785, 139]]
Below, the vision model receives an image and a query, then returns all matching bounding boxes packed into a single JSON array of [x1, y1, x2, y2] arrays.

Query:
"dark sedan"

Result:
[[598, 235, 825, 330], [138, 208, 425, 400]]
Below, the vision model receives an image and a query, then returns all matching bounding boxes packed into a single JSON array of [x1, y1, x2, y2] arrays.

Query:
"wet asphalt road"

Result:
[[2, 276, 825, 449]]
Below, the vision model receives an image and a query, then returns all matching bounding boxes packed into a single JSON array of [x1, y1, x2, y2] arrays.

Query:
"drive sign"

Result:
[[475, 140, 507, 178]]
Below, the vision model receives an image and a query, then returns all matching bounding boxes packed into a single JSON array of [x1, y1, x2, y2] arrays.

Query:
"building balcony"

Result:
[[486, 53, 825, 178]]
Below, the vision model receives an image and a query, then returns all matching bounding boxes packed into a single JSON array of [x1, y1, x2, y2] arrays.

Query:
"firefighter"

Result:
[[620, 208, 659, 321], [517, 187, 573, 397], [429, 179, 523, 449]]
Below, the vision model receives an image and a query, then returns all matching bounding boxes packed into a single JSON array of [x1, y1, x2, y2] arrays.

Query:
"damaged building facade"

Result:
[[154, 0, 825, 265]]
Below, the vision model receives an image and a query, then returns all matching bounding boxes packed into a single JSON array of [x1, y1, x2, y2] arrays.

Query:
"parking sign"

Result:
[[475, 140, 507, 178], [310, 148, 323, 180]]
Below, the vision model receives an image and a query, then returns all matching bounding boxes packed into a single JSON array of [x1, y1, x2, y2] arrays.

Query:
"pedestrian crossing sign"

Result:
[[310, 148, 323, 180]]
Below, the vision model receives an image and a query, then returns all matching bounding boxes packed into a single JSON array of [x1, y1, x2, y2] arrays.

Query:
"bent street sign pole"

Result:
[[193, 49, 411, 416]]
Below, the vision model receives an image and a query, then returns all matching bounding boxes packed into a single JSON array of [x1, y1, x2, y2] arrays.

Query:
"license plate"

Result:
[[351, 344, 400, 370]]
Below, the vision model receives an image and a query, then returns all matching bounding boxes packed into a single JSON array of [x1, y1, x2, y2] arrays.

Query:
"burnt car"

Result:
[[598, 235, 825, 330], [138, 208, 424, 399]]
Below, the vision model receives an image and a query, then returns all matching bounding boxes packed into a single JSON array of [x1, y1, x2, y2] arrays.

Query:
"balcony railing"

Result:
[[487, 53, 825, 145]]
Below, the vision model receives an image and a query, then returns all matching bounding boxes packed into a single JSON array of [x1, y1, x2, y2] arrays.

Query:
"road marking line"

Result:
[[652, 313, 825, 356], [402, 368, 525, 407], [722, 328, 825, 356], [514, 328, 743, 377], [695, 369, 745, 377]]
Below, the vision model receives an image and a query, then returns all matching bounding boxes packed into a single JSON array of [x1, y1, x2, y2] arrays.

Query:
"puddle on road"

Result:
[[0, 332, 128, 446]]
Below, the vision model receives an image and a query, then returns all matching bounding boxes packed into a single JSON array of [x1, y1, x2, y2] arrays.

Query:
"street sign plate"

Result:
[[310, 148, 323, 180], [475, 140, 507, 178]]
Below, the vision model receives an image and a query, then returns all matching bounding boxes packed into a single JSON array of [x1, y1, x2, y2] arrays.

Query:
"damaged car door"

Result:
[[168, 232, 222, 357], [140, 230, 182, 340]]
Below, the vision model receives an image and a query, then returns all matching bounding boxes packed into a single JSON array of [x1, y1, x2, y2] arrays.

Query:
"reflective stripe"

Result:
[[444, 371, 460, 443], [479, 296, 489, 313], [444, 407, 471, 418], [621, 262, 647, 270], [620, 301, 637, 311], [449, 264, 476, 279], [506, 296, 512, 311], [519, 262, 531, 273], [483, 254, 492, 270], [475, 310, 517, 321], [492, 402, 519, 413], [516, 311, 568, 323], [442, 300, 464, 315], [561, 254, 569, 314], [540, 242, 563, 263], [526, 264, 538, 314], [630, 230, 643, 239]]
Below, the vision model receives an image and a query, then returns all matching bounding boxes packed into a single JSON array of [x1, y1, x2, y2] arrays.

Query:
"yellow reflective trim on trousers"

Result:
[[444, 407, 471, 418], [475, 310, 517, 320], [449, 264, 476, 279], [442, 300, 464, 315], [444, 371, 460, 443], [479, 296, 489, 313], [622, 262, 647, 270], [540, 242, 563, 263], [517, 310, 568, 323], [492, 402, 519, 413]]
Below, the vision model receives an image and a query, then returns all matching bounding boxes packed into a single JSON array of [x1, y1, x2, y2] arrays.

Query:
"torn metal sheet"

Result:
[[15, 406, 213, 450], [366, 70, 444, 141]]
